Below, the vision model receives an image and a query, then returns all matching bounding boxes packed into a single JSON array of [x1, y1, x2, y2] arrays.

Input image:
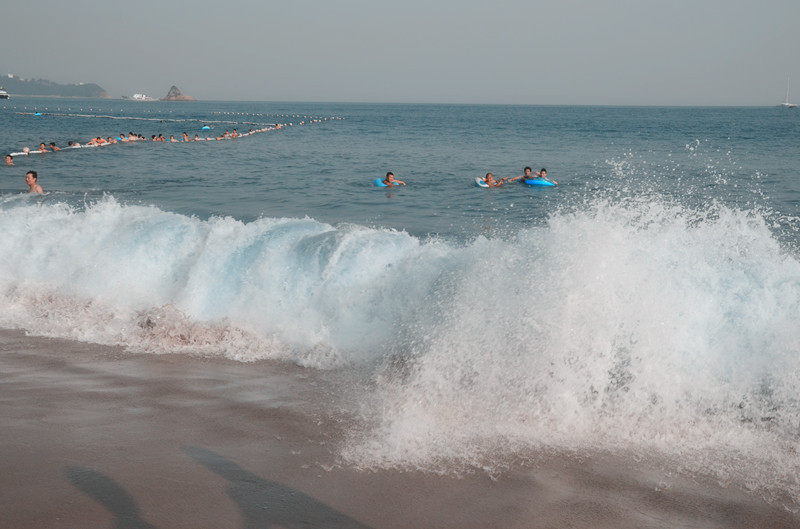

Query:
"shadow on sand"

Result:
[[65, 449, 371, 529], [184, 446, 372, 529], [64, 466, 158, 529]]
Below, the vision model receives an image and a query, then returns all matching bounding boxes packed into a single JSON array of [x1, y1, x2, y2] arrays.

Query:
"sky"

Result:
[[1, 0, 799, 106]]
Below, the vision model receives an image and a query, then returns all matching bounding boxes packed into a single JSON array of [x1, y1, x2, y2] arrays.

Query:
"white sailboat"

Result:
[[779, 77, 798, 108]]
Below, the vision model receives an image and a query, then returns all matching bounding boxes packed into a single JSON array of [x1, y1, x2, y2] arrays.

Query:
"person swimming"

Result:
[[510, 166, 557, 185], [382, 172, 406, 186], [482, 172, 508, 187], [510, 166, 533, 182], [532, 168, 556, 185], [26, 170, 43, 194]]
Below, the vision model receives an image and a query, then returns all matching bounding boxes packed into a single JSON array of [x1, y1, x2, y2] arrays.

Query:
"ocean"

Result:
[[2, 97, 800, 512]]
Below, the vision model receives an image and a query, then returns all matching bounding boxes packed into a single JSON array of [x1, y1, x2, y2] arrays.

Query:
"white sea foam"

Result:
[[341, 196, 800, 508]]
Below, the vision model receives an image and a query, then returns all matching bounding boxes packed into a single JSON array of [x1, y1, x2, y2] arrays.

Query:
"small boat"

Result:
[[779, 77, 797, 108], [0, 87, 9, 99], [132, 93, 157, 102]]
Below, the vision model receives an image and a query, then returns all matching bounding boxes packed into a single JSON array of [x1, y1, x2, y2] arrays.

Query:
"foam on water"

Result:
[[340, 195, 800, 508]]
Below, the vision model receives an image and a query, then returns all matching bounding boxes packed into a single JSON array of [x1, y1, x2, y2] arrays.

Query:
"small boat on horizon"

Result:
[[0, 87, 9, 99], [131, 93, 157, 102], [779, 77, 797, 108]]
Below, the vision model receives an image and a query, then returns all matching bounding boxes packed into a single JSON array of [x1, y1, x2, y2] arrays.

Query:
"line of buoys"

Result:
[[12, 110, 344, 129], [6, 112, 343, 160], [3, 104, 344, 122]]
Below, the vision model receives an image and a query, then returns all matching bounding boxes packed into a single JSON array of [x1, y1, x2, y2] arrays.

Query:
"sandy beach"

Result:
[[1, 328, 797, 529]]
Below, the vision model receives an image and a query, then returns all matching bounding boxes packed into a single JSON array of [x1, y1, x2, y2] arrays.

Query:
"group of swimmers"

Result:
[[4, 125, 286, 193], [16, 167, 552, 195], [377, 167, 556, 188], [481, 167, 555, 187], [5, 125, 282, 162]]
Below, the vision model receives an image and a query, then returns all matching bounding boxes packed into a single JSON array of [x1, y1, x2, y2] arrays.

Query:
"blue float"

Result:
[[523, 178, 556, 187]]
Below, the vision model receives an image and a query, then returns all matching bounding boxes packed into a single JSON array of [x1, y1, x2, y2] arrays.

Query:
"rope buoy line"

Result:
[[4, 104, 345, 122], [5, 108, 345, 157]]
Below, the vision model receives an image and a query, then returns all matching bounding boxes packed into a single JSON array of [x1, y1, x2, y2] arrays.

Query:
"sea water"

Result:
[[2, 98, 800, 507]]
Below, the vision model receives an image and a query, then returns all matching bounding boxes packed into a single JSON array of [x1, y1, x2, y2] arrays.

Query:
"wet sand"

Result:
[[1, 328, 797, 529]]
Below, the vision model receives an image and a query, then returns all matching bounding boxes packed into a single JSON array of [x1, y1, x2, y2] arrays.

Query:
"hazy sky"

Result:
[[2, 0, 799, 105]]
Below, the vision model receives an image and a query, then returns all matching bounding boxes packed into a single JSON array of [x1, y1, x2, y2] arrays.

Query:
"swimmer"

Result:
[[5, 154, 13, 166], [383, 172, 406, 186], [39, 142, 49, 153], [482, 172, 508, 187], [510, 166, 533, 182], [535, 168, 556, 185], [25, 170, 43, 194], [49, 142, 61, 152], [182, 132, 190, 142]]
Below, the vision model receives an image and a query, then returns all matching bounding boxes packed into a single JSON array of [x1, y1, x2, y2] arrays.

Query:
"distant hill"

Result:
[[1, 74, 109, 98]]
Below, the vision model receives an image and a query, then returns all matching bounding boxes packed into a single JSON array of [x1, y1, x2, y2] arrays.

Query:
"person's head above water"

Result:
[[25, 170, 43, 193]]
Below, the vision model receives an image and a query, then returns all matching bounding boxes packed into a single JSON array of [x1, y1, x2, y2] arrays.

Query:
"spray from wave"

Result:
[[340, 195, 800, 509]]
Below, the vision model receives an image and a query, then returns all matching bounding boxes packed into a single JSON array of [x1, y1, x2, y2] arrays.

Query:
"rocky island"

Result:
[[161, 85, 196, 101]]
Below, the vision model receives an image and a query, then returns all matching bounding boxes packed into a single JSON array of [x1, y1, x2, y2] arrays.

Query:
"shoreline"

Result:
[[1, 328, 798, 529]]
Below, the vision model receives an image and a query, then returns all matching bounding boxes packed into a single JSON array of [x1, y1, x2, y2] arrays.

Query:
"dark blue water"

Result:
[[3, 99, 799, 238], [2, 98, 800, 505]]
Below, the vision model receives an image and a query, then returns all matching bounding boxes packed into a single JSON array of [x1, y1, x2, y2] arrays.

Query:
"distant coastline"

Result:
[[1, 74, 108, 98], [1, 74, 196, 101]]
